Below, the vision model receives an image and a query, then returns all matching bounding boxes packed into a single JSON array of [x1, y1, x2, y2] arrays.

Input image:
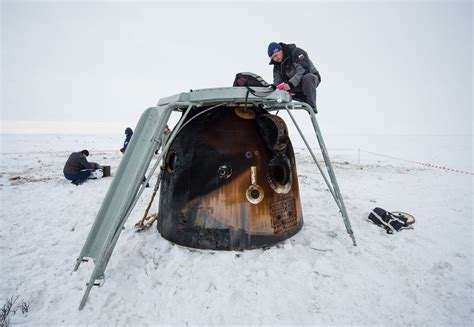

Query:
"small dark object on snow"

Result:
[[368, 207, 415, 234], [101, 165, 111, 177]]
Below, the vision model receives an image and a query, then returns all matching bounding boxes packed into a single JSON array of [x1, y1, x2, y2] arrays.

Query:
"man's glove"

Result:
[[276, 82, 290, 91], [276, 83, 295, 95]]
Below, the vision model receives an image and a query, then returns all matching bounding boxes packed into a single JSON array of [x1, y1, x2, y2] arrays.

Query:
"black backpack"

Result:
[[368, 207, 415, 234], [233, 72, 271, 87]]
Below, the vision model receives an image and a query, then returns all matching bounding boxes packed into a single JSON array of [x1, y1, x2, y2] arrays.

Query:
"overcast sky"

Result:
[[1, 0, 472, 135]]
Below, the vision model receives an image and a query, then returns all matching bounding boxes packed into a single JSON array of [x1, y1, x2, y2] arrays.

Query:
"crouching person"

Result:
[[63, 149, 102, 185], [267, 42, 321, 113]]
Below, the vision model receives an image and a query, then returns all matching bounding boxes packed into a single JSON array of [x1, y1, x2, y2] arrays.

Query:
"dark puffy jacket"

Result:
[[63, 152, 99, 174], [269, 43, 320, 89], [120, 129, 133, 153]]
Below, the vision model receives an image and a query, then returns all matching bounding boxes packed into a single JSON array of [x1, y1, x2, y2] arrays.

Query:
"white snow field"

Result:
[[0, 133, 472, 326]]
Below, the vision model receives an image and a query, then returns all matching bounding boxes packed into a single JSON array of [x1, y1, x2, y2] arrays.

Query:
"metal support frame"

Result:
[[75, 101, 195, 310], [283, 101, 356, 246], [73, 87, 356, 310]]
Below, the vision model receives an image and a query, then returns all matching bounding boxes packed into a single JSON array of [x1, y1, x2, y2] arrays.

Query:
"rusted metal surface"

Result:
[[270, 195, 298, 235], [157, 106, 303, 250]]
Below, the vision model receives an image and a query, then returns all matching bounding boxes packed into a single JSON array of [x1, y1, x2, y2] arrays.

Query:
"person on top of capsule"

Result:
[[267, 42, 321, 113]]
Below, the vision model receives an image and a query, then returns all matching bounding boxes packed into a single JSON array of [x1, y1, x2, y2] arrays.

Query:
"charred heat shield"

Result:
[[157, 106, 303, 250]]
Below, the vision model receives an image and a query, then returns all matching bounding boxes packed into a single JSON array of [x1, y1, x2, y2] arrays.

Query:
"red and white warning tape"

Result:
[[412, 161, 473, 175], [359, 149, 473, 176]]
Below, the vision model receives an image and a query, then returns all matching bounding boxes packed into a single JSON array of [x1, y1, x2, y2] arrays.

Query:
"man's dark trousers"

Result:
[[64, 170, 91, 184], [292, 73, 320, 112]]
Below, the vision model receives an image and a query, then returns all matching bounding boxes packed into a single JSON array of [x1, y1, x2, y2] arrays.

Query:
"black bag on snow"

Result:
[[233, 72, 271, 87], [368, 207, 415, 234]]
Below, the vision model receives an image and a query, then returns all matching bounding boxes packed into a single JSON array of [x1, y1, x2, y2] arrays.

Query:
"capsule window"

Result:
[[267, 157, 292, 194], [269, 163, 289, 186]]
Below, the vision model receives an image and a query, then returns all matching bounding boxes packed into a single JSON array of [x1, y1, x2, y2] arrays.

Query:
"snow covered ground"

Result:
[[0, 133, 472, 326]]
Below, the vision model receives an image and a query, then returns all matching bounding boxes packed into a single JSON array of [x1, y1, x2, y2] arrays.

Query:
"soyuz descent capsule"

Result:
[[74, 86, 356, 309], [157, 105, 303, 250]]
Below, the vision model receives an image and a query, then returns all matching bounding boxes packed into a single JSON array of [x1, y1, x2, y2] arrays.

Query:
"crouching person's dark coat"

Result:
[[269, 42, 321, 89], [63, 152, 100, 175]]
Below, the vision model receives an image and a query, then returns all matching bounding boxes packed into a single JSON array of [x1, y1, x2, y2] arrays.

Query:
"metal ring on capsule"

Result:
[[246, 166, 264, 204]]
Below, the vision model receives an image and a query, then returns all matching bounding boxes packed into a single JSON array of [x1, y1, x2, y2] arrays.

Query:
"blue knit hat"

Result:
[[267, 42, 282, 57]]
